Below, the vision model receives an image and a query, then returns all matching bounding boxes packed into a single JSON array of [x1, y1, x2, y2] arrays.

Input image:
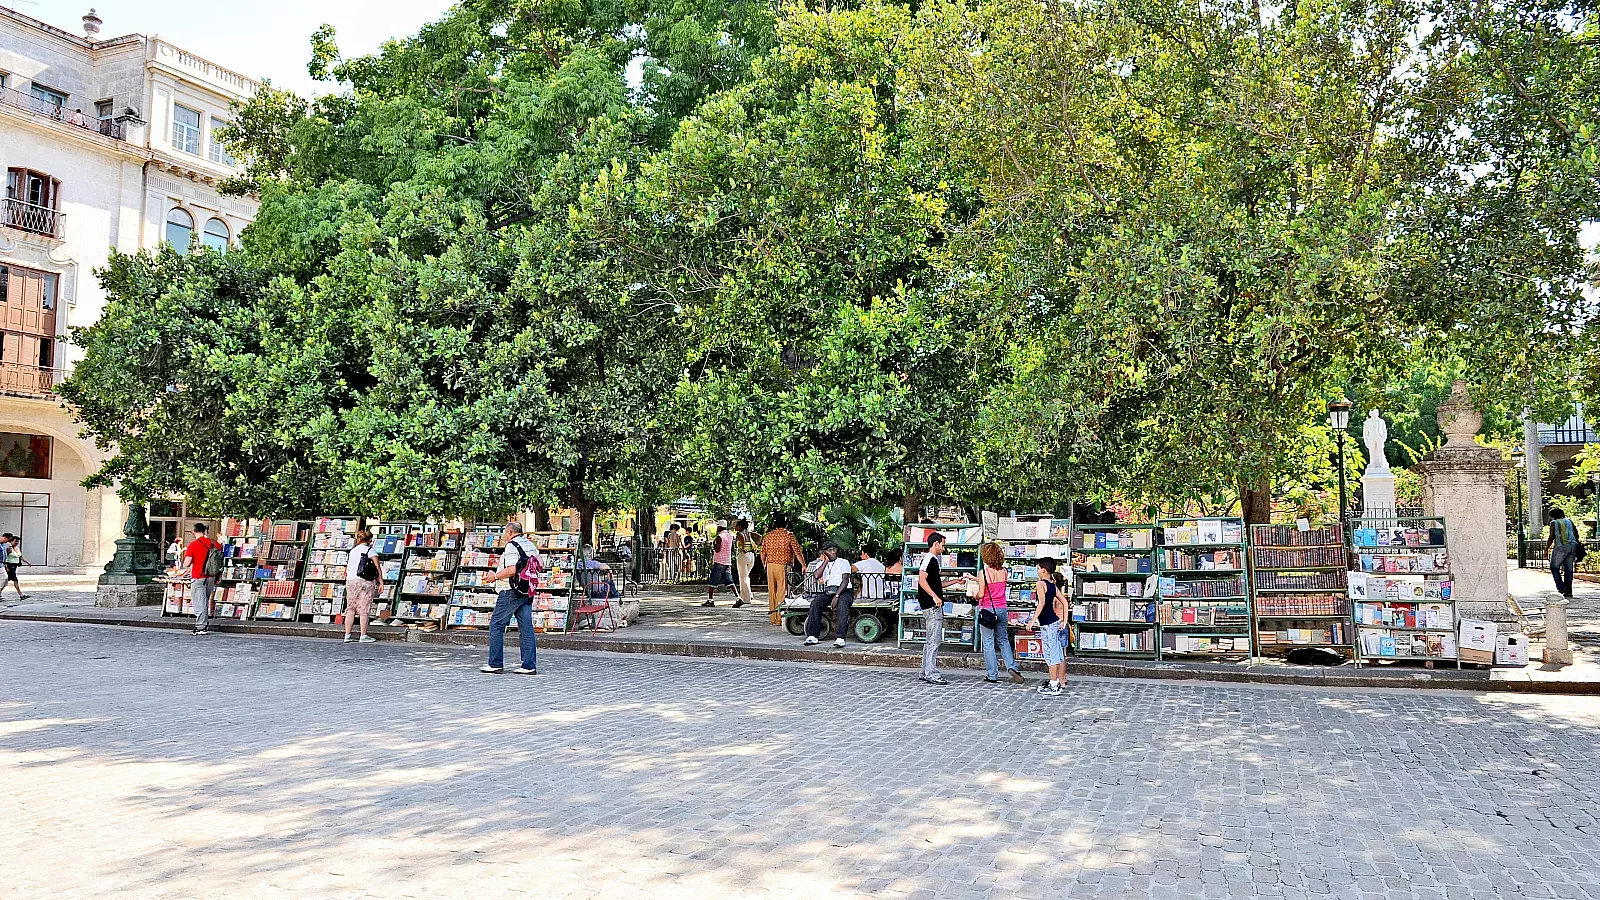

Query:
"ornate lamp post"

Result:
[[1328, 400, 1352, 544], [1512, 448, 1527, 568]]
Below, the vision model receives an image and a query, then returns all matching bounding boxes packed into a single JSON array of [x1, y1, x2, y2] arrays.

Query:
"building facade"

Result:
[[0, 6, 258, 572]]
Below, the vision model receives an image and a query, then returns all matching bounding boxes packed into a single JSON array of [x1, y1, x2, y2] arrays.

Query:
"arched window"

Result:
[[202, 217, 229, 250], [165, 207, 194, 253]]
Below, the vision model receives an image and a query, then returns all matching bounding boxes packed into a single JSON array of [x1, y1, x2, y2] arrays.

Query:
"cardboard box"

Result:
[[1458, 619, 1498, 653], [1460, 647, 1494, 665], [1496, 633, 1529, 667]]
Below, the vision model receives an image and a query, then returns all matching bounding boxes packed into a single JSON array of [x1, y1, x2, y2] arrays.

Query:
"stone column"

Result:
[[1417, 381, 1511, 623]]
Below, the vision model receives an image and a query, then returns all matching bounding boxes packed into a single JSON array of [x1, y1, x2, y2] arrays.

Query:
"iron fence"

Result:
[[0, 86, 125, 139], [2, 198, 59, 237]]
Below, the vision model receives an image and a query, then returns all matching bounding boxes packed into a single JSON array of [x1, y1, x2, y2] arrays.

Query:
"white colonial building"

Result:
[[0, 6, 258, 572]]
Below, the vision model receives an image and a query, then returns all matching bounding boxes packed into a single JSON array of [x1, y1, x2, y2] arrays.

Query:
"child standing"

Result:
[[1029, 558, 1069, 695]]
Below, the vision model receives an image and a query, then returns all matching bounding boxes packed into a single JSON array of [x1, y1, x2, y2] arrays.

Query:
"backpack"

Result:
[[509, 539, 543, 593], [202, 540, 224, 578]]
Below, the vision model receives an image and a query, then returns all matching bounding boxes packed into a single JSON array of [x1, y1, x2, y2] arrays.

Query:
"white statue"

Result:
[[1363, 410, 1390, 475]]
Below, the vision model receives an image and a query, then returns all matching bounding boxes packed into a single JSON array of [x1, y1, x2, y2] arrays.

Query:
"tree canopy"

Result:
[[61, 0, 1600, 526]]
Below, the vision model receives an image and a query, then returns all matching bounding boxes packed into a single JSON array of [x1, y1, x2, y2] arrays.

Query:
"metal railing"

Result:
[[636, 544, 715, 585], [2, 198, 60, 237], [0, 361, 64, 397], [0, 86, 125, 139]]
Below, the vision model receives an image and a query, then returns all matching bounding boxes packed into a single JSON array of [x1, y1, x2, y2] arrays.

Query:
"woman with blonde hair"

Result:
[[976, 541, 1024, 684], [343, 529, 380, 643]]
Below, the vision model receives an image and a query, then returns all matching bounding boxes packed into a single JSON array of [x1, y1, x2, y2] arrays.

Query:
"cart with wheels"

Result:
[[847, 572, 901, 643], [782, 570, 824, 636]]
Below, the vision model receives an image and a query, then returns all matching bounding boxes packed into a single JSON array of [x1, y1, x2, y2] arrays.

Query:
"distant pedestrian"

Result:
[[662, 523, 683, 580], [181, 523, 221, 635], [977, 541, 1024, 684], [916, 532, 949, 684], [761, 520, 806, 626], [806, 542, 855, 648], [0, 533, 29, 600], [733, 518, 759, 608], [481, 522, 543, 675], [1547, 509, 1584, 600], [343, 529, 379, 643], [166, 538, 182, 568], [703, 520, 737, 606], [1028, 558, 1069, 696]]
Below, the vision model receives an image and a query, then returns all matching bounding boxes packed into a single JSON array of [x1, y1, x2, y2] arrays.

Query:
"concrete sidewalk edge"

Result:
[[4, 609, 1594, 695]]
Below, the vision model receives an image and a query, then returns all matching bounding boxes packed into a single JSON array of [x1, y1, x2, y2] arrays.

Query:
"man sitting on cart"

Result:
[[805, 542, 856, 649]]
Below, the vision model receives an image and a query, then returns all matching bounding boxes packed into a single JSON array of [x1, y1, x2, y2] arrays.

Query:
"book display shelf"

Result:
[[1070, 523, 1157, 658], [1249, 523, 1351, 659], [449, 524, 506, 629], [163, 516, 259, 620], [1156, 518, 1251, 659], [529, 531, 582, 632], [253, 520, 311, 621], [367, 523, 416, 622], [897, 523, 983, 652], [393, 526, 460, 626], [998, 521, 1073, 662], [1350, 517, 1457, 667], [298, 516, 360, 622]]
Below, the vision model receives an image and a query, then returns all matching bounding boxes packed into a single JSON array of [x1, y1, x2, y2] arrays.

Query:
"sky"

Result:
[[17, 0, 454, 96]]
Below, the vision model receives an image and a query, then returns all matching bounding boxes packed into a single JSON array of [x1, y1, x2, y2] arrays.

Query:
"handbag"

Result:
[[975, 568, 999, 629], [357, 546, 381, 582]]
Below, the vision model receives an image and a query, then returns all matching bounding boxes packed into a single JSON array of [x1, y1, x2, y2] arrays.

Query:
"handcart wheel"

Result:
[[853, 613, 885, 644], [784, 615, 806, 637]]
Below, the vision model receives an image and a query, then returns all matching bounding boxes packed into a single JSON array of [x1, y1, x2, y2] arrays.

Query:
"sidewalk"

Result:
[[7, 566, 1600, 693]]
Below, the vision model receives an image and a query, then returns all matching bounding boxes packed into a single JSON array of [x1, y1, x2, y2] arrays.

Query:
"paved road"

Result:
[[3, 621, 1599, 899]]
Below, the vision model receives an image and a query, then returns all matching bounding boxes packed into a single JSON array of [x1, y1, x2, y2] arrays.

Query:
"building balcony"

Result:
[[0, 361, 64, 398], [0, 86, 125, 140], [1, 198, 61, 238]]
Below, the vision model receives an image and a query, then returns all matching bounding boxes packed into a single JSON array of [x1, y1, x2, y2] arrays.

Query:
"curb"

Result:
[[3, 611, 1595, 695]]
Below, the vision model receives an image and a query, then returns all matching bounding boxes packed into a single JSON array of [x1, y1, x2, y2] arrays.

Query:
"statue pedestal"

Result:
[[95, 501, 164, 608], [1419, 444, 1511, 623], [96, 580, 163, 608], [1362, 471, 1397, 521]]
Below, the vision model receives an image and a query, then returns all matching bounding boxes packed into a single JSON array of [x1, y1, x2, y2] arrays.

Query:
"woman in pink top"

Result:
[[977, 542, 1024, 684]]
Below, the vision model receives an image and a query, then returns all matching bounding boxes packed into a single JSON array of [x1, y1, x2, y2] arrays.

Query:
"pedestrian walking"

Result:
[[662, 523, 683, 580], [181, 523, 222, 635], [1028, 558, 1069, 696], [805, 542, 856, 648], [733, 518, 759, 608], [0, 533, 30, 600], [761, 519, 806, 626], [343, 529, 380, 643], [1547, 508, 1585, 600], [977, 541, 1025, 684], [916, 532, 949, 684], [703, 520, 738, 606], [481, 522, 543, 675]]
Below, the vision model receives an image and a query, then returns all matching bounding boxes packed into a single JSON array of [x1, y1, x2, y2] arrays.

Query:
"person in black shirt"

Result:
[[916, 532, 948, 684]]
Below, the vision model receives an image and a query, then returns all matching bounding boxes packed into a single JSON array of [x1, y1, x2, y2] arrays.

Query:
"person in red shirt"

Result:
[[181, 523, 221, 635]]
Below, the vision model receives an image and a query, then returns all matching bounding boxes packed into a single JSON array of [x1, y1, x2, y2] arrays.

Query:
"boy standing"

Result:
[[916, 533, 949, 684]]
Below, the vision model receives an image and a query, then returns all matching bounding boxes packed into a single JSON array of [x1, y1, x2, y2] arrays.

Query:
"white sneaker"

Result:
[[803, 636, 819, 646], [343, 635, 356, 643], [358, 635, 376, 643], [480, 665, 504, 674], [833, 638, 846, 648]]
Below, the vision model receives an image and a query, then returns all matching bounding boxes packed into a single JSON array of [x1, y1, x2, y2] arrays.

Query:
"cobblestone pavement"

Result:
[[4, 621, 1600, 900]]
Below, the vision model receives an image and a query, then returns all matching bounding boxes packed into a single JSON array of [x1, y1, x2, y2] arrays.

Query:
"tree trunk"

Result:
[[902, 490, 923, 525], [567, 494, 600, 548], [1239, 474, 1273, 524], [533, 507, 551, 532]]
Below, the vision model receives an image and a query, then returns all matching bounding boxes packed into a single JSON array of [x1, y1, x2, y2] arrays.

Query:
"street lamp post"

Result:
[[1328, 400, 1352, 545], [1591, 472, 1600, 549], [1512, 448, 1527, 568]]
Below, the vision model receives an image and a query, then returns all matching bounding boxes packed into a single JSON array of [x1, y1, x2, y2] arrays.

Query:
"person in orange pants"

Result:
[[760, 520, 805, 626]]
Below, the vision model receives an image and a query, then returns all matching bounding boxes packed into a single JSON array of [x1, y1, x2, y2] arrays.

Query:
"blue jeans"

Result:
[[488, 590, 537, 670], [979, 612, 1017, 679], [806, 588, 853, 640], [1552, 544, 1578, 597]]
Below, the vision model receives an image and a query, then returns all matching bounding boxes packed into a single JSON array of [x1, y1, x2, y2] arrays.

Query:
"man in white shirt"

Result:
[[480, 522, 545, 675], [853, 546, 888, 601], [804, 543, 855, 649]]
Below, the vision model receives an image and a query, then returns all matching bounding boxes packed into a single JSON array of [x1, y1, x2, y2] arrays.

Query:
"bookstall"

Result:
[[996, 518, 1073, 662], [214, 516, 261, 621], [1249, 523, 1351, 659], [393, 526, 459, 627], [298, 516, 359, 622], [368, 522, 414, 622], [528, 531, 581, 632], [1156, 518, 1251, 659], [1070, 523, 1157, 657], [253, 519, 311, 621], [1350, 517, 1457, 667], [897, 523, 982, 651], [448, 523, 505, 629]]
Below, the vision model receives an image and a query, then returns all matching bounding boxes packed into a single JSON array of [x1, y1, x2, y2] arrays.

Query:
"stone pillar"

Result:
[[1523, 411, 1543, 539], [1544, 592, 1572, 666], [95, 501, 164, 608], [1417, 381, 1511, 623]]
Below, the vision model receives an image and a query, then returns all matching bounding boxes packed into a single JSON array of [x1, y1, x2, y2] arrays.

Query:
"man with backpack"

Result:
[[181, 523, 223, 636], [481, 521, 544, 675], [1547, 508, 1585, 600]]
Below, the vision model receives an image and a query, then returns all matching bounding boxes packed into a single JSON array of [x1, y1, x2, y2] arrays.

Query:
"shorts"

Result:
[[3, 562, 17, 583], [709, 562, 735, 587], [1041, 621, 1066, 666]]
